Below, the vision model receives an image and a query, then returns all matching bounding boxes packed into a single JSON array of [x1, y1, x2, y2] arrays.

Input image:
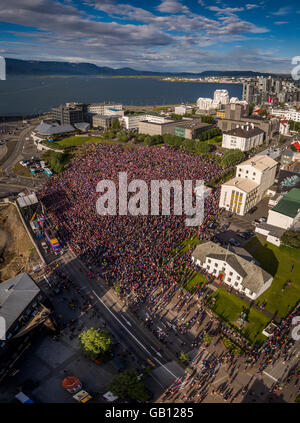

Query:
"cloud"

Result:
[[272, 7, 291, 16], [245, 4, 260, 10], [207, 6, 244, 15], [156, 1, 190, 14]]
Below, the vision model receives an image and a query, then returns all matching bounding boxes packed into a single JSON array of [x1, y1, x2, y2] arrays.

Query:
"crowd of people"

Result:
[[40, 144, 223, 302]]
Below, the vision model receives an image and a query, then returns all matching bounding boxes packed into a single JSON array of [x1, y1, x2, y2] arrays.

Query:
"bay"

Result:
[[0, 76, 242, 116]]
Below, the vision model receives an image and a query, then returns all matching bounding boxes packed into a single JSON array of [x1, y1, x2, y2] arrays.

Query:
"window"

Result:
[[229, 271, 233, 276], [237, 276, 240, 280], [253, 172, 256, 176], [206, 266, 210, 270], [234, 282, 238, 287], [227, 277, 231, 282], [207, 259, 211, 263], [238, 174, 241, 177], [215, 263, 218, 267], [246, 170, 249, 174]]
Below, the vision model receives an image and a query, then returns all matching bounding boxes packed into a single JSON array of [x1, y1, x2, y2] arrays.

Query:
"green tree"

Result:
[[79, 328, 112, 360], [114, 283, 122, 294], [195, 142, 210, 154], [42, 151, 70, 173], [179, 351, 189, 363], [221, 149, 245, 168], [249, 104, 255, 115], [170, 113, 183, 120], [281, 230, 300, 248], [117, 130, 129, 143], [112, 119, 121, 130], [107, 370, 149, 402]]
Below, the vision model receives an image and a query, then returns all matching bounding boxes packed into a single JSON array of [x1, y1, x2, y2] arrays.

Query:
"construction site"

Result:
[[0, 202, 40, 282]]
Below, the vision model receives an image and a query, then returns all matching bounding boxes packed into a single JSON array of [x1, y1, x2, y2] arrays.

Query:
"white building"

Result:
[[213, 89, 230, 105], [192, 242, 273, 300], [197, 97, 214, 111], [0, 56, 6, 80], [219, 155, 278, 215], [122, 114, 147, 130], [87, 103, 123, 115], [222, 124, 264, 151], [279, 120, 290, 135], [270, 108, 300, 122], [267, 188, 300, 229], [174, 105, 194, 115]]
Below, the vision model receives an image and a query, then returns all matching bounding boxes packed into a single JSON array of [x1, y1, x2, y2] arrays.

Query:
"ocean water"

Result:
[[0, 76, 242, 116]]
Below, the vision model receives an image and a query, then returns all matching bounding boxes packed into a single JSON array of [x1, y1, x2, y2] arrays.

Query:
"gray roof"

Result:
[[255, 222, 286, 238], [282, 149, 294, 157], [0, 273, 40, 332], [34, 122, 74, 136], [74, 122, 90, 130], [192, 241, 272, 294], [224, 126, 264, 138]]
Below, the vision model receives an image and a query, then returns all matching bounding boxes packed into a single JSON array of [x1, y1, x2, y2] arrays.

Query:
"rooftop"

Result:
[[0, 273, 40, 332], [175, 120, 211, 130], [224, 126, 264, 138], [272, 188, 300, 218], [223, 177, 258, 193], [34, 121, 74, 136], [239, 154, 278, 171], [192, 241, 272, 294]]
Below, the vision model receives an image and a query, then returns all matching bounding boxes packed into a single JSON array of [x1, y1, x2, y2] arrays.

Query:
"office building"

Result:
[[219, 155, 278, 216], [242, 82, 255, 104], [92, 114, 121, 129], [51, 103, 86, 125], [191, 242, 273, 300], [267, 188, 300, 229]]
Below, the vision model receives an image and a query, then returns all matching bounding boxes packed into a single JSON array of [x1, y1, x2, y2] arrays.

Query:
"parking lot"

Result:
[[212, 198, 270, 248]]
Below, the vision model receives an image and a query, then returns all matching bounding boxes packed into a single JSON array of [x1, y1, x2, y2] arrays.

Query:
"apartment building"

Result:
[[192, 242, 273, 300], [219, 154, 278, 215], [270, 108, 300, 122], [222, 124, 264, 151]]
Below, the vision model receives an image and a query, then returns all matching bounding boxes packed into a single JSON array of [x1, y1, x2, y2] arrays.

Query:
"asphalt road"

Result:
[[57, 249, 184, 382]]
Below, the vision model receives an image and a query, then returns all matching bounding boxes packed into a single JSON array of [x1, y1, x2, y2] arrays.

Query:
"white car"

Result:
[[19, 160, 27, 167], [259, 217, 267, 223]]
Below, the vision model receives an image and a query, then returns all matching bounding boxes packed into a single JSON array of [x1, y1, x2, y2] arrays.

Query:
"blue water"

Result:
[[0, 76, 242, 116]]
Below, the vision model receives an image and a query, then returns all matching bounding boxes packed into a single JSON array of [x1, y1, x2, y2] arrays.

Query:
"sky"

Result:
[[0, 0, 299, 73]]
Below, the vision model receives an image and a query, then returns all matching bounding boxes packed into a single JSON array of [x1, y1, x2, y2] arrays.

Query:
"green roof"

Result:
[[272, 188, 300, 218]]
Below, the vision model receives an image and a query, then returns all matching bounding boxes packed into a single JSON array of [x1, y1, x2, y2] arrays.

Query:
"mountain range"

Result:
[[5, 58, 288, 78]]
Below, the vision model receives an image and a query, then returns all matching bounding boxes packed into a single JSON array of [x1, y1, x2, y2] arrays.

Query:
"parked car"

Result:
[[229, 238, 241, 247], [248, 206, 257, 215], [259, 217, 267, 223], [237, 232, 247, 239], [253, 219, 260, 226]]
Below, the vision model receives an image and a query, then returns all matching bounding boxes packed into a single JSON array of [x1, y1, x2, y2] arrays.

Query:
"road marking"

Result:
[[92, 290, 151, 355], [150, 346, 163, 357], [44, 275, 52, 288], [262, 371, 278, 382], [121, 315, 132, 326]]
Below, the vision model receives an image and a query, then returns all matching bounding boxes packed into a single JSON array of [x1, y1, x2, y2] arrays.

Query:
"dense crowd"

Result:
[[40, 144, 223, 300]]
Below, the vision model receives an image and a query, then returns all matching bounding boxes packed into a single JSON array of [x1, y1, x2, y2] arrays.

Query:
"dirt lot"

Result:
[[0, 203, 40, 282]]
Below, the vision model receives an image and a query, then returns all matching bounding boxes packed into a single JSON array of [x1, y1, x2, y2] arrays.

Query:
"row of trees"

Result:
[[221, 149, 245, 168], [198, 128, 222, 142]]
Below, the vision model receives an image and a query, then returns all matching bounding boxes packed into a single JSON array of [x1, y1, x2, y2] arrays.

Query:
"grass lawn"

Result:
[[56, 136, 90, 147], [244, 236, 300, 318], [13, 162, 36, 178], [172, 235, 201, 257], [184, 272, 207, 292], [209, 288, 270, 345]]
